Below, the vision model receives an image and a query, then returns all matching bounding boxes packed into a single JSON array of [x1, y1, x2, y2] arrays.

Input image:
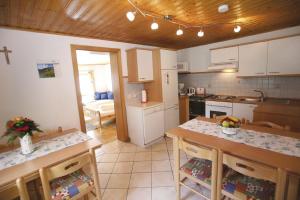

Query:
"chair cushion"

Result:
[[222, 169, 275, 200], [180, 157, 212, 184], [50, 169, 94, 200]]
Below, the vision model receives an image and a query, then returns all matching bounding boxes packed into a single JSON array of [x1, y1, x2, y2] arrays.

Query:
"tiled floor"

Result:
[[95, 137, 204, 200]]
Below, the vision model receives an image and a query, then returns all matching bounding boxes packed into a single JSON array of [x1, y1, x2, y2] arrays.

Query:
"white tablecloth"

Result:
[[0, 131, 91, 170], [179, 119, 300, 158]]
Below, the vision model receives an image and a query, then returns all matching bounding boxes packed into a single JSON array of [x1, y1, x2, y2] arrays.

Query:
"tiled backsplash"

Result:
[[179, 73, 300, 99], [123, 78, 143, 103]]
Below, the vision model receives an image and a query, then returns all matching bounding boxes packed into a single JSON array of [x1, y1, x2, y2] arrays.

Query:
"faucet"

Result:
[[254, 90, 265, 102]]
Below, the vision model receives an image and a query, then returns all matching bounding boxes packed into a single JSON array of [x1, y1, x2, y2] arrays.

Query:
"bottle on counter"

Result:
[[141, 89, 147, 103]]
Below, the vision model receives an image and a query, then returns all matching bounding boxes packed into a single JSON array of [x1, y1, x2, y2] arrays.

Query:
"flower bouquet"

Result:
[[3, 117, 42, 154]]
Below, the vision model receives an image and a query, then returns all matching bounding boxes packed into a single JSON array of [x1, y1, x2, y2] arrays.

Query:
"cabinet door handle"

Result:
[[166, 73, 169, 84], [228, 58, 236, 61], [255, 72, 265, 75], [269, 72, 280, 74], [140, 77, 146, 80]]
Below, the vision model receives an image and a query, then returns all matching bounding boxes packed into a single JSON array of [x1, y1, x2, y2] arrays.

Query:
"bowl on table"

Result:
[[217, 116, 241, 135]]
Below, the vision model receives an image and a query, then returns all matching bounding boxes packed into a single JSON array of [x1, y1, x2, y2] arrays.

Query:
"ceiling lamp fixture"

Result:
[[197, 29, 204, 37], [234, 25, 241, 33], [126, 11, 136, 22], [218, 4, 229, 13], [176, 27, 183, 36], [151, 21, 159, 30]]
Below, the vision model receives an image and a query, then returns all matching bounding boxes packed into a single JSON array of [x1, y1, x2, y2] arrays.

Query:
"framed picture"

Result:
[[37, 61, 57, 78]]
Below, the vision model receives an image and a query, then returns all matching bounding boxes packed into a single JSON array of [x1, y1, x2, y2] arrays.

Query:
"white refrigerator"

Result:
[[161, 69, 179, 131]]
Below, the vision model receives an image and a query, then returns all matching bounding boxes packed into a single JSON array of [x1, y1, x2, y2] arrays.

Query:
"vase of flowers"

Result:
[[3, 117, 42, 154]]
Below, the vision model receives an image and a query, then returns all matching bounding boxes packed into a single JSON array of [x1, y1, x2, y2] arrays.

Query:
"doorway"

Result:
[[71, 45, 129, 142]]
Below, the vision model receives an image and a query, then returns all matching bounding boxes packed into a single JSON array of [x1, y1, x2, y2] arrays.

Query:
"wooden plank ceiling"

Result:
[[0, 0, 300, 49]]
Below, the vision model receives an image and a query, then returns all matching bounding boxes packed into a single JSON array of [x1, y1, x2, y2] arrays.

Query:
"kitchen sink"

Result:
[[239, 98, 261, 103]]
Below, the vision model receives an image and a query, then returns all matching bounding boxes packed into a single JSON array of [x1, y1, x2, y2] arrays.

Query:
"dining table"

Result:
[[0, 128, 102, 197], [166, 116, 300, 200]]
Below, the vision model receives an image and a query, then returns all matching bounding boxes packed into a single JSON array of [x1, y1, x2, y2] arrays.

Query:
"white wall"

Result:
[[177, 26, 300, 72], [0, 28, 155, 142]]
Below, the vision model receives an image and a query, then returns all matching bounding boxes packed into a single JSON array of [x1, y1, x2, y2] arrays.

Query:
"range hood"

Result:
[[208, 62, 238, 71]]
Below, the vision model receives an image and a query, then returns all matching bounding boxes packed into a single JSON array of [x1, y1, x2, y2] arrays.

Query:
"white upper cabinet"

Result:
[[127, 48, 153, 83], [267, 36, 300, 75], [210, 46, 238, 64], [136, 49, 153, 81], [238, 42, 268, 77], [160, 49, 177, 70]]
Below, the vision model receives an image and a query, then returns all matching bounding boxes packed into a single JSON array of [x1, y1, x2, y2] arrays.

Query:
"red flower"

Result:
[[15, 125, 30, 132]]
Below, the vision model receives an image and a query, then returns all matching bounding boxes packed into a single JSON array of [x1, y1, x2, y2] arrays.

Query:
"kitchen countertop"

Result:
[[126, 101, 163, 109]]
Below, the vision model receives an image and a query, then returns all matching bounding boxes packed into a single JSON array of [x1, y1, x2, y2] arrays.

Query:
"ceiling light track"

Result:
[[126, 0, 242, 36]]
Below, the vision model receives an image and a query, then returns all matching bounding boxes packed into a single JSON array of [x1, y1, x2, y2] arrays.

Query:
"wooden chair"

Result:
[[0, 177, 30, 200], [39, 149, 101, 200], [251, 121, 290, 130], [173, 137, 218, 200], [217, 151, 287, 200]]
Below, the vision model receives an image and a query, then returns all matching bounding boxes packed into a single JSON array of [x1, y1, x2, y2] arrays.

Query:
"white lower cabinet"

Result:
[[232, 103, 257, 122], [126, 104, 164, 147]]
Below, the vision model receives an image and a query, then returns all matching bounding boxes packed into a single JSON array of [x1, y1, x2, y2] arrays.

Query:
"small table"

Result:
[[167, 117, 300, 200], [0, 129, 102, 195]]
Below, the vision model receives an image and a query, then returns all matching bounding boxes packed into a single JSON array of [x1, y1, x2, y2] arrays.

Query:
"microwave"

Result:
[[177, 62, 189, 72]]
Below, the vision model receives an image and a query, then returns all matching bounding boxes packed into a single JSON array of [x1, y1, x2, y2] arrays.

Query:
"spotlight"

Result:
[[126, 11, 136, 22]]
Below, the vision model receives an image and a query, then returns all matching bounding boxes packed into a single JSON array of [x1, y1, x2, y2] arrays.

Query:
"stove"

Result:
[[189, 94, 213, 119], [205, 95, 236, 118], [209, 95, 237, 101]]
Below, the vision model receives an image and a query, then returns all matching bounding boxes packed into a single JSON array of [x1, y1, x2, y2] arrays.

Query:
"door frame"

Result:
[[70, 44, 129, 142]]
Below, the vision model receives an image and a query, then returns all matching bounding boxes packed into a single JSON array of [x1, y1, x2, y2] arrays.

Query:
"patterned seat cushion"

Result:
[[180, 157, 212, 184], [50, 169, 94, 200], [222, 168, 275, 200]]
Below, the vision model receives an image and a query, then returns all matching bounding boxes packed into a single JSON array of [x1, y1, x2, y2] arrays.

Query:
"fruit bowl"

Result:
[[217, 116, 241, 135], [220, 126, 239, 135]]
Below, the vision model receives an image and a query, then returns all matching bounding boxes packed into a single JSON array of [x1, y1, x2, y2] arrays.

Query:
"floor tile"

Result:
[[102, 189, 128, 200], [107, 174, 131, 189], [132, 161, 152, 173], [113, 162, 133, 173], [152, 160, 171, 172], [152, 172, 174, 187], [120, 144, 137, 153], [136, 146, 152, 152], [151, 143, 167, 151], [134, 152, 151, 161], [152, 187, 176, 200], [127, 188, 151, 200], [152, 151, 169, 161], [99, 173, 110, 188], [97, 153, 119, 163], [129, 173, 151, 188], [97, 162, 115, 174], [118, 153, 135, 162]]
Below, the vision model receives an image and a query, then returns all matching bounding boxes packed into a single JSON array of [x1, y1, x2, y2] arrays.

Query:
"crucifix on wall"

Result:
[[0, 46, 12, 64]]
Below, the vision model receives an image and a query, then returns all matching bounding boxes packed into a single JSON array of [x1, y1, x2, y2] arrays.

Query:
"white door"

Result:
[[137, 49, 153, 81], [162, 70, 179, 109], [144, 109, 164, 144], [268, 36, 300, 75], [211, 46, 238, 64], [164, 106, 179, 132], [238, 42, 268, 77], [160, 49, 177, 70], [232, 103, 257, 122]]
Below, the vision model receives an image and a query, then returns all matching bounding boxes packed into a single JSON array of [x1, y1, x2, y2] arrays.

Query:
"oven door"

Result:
[[189, 99, 205, 119], [205, 105, 233, 118]]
